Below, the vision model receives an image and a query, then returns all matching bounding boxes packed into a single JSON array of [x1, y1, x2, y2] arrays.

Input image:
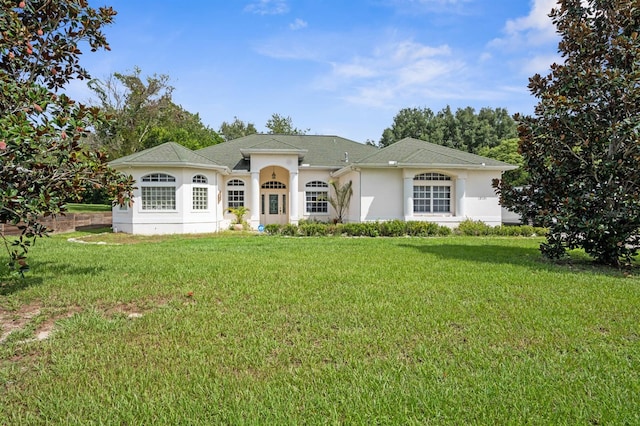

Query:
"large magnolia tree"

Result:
[[496, 0, 640, 266], [0, 0, 134, 275]]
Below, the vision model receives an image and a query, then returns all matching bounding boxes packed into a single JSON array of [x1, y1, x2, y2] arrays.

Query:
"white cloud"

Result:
[[289, 18, 308, 31], [244, 0, 289, 15], [316, 39, 464, 108], [486, 0, 561, 77], [491, 0, 558, 49]]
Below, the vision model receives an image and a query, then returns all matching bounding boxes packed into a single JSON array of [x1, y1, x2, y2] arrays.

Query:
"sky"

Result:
[[69, 0, 562, 143]]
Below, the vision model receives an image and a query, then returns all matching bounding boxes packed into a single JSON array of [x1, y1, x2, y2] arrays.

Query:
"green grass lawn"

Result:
[[1, 233, 639, 424], [65, 203, 112, 212]]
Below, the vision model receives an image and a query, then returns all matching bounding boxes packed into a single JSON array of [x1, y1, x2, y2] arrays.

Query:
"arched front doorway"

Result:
[[260, 166, 289, 225], [260, 180, 288, 225]]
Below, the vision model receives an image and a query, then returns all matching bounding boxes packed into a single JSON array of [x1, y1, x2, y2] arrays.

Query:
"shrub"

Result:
[[437, 225, 453, 236], [406, 221, 441, 236], [341, 222, 379, 237], [456, 219, 492, 236], [379, 220, 406, 237], [281, 224, 299, 236], [299, 223, 328, 236], [264, 224, 281, 235]]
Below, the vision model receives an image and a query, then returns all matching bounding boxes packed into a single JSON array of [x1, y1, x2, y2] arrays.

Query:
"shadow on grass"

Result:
[[400, 241, 632, 278], [1, 260, 107, 296], [0, 276, 44, 296]]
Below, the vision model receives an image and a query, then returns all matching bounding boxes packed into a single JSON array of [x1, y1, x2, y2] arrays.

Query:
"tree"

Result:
[[327, 180, 353, 223], [495, 0, 640, 267], [379, 107, 436, 148], [219, 116, 257, 141], [88, 68, 221, 158], [265, 113, 309, 135], [478, 138, 528, 187], [141, 103, 223, 151], [379, 106, 517, 152], [1, 0, 134, 276]]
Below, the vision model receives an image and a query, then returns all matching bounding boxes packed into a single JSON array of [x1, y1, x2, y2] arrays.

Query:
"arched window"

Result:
[[413, 173, 452, 213], [227, 179, 245, 209], [141, 173, 176, 210], [305, 181, 329, 213], [261, 181, 286, 189], [192, 175, 208, 210]]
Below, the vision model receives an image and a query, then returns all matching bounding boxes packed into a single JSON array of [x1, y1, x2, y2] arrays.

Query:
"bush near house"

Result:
[[263, 220, 543, 238]]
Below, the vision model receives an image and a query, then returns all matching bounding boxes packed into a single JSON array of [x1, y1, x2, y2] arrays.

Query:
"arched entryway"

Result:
[[260, 166, 289, 225]]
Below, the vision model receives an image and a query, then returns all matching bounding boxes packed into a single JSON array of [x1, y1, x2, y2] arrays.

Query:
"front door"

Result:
[[261, 190, 288, 225]]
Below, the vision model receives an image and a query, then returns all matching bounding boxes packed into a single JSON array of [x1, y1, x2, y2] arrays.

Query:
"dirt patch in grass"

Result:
[[0, 297, 172, 347], [0, 302, 81, 344], [67, 232, 234, 245]]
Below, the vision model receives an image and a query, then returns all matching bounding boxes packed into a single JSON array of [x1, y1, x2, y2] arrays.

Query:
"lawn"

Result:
[[1, 233, 639, 424]]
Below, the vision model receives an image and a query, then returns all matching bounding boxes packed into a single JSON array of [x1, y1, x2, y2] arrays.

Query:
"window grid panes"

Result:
[[413, 186, 431, 213], [142, 173, 175, 182], [228, 190, 244, 209], [413, 185, 451, 213], [414, 173, 450, 181], [142, 187, 176, 210], [227, 179, 245, 209], [307, 181, 328, 188], [192, 175, 207, 184], [193, 187, 208, 210], [261, 181, 286, 189], [306, 191, 328, 213]]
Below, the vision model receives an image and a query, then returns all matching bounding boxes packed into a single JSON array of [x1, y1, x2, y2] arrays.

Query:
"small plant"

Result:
[[227, 206, 249, 229]]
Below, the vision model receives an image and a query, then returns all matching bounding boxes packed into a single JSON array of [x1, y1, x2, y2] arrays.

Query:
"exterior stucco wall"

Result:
[[112, 166, 223, 235], [298, 169, 334, 222], [360, 168, 404, 221], [462, 170, 504, 225]]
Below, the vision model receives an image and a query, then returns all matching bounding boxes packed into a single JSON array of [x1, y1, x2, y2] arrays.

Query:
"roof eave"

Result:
[[110, 161, 231, 173]]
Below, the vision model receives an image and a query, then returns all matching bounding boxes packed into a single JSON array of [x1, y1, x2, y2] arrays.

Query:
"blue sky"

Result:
[[71, 0, 561, 143]]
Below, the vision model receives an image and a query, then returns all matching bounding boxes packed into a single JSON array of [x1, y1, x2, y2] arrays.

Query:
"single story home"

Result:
[[109, 134, 517, 234]]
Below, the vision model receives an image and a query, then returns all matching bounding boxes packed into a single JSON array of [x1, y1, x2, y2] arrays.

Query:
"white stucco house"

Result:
[[109, 134, 517, 235]]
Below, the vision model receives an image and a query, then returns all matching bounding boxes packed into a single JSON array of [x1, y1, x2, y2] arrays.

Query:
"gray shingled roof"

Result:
[[109, 142, 226, 169], [197, 134, 378, 169], [354, 137, 517, 170]]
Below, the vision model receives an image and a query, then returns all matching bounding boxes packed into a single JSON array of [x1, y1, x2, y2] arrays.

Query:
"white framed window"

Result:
[[227, 179, 245, 209], [192, 174, 208, 210], [141, 173, 176, 210], [413, 173, 452, 213], [305, 181, 328, 213]]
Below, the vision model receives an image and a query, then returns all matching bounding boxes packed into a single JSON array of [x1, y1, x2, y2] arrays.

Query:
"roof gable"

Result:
[[355, 138, 516, 170], [109, 142, 226, 169], [197, 134, 378, 169]]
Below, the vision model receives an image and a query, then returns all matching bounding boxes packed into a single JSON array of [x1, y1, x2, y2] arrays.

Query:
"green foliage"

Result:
[[88, 67, 222, 158], [227, 206, 249, 226], [264, 224, 281, 235], [456, 220, 545, 237], [218, 116, 258, 141], [478, 138, 528, 187], [265, 113, 309, 135], [327, 180, 353, 223], [496, 0, 640, 267], [379, 105, 517, 153], [0, 0, 135, 276], [263, 220, 537, 238]]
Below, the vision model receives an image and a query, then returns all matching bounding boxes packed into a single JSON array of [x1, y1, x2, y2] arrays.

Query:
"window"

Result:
[[192, 175, 208, 210], [413, 173, 452, 214], [261, 181, 286, 189], [305, 181, 328, 213], [141, 173, 176, 210], [227, 179, 245, 209]]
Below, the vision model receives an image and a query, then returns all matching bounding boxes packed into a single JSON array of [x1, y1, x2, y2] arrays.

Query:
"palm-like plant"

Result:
[[328, 180, 353, 223], [227, 206, 249, 226]]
